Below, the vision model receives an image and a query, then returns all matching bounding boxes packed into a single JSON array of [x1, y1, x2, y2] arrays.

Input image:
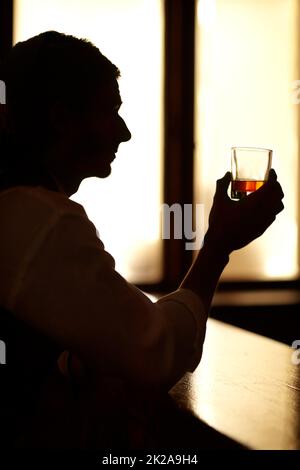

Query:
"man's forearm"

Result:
[[179, 241, 230, 313]]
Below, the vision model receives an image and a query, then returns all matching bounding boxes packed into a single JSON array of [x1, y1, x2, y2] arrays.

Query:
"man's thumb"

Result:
[[268, 168, 277, 182], [216, 171, 232, 193]]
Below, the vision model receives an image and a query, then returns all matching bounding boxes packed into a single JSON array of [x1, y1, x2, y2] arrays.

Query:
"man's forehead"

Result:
[[94, 79, 122, 106]]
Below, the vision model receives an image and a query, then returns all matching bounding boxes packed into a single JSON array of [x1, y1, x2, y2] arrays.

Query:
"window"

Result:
[[195, 0, 299, 281]]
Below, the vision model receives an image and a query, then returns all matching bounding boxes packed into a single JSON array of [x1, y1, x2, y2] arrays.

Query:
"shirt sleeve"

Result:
[[6, 209, 207, 389], [156, 288, 207, 372]]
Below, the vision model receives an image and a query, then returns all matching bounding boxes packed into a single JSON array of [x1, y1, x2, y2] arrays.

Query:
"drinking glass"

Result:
[[231, 147, 272, 199]]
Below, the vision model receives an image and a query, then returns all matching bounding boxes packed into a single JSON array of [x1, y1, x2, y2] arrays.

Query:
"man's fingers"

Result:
[[254, 187, 284, 216], [252, 177, 284, 201], [277, 200, 285, 213], [216, 172, 232, 194], [263, 180, 284, 200], [268, 168, 277, 182], [264, 170, 284, 199]]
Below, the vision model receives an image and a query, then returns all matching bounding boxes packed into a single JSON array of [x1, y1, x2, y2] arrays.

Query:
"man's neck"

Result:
[[43, 147, 82, 197]]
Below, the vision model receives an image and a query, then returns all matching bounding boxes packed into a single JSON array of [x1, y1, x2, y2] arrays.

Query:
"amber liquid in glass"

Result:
[[231, 180, 265, 199]]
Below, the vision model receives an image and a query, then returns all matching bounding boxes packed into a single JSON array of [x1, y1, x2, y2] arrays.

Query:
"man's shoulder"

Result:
[[0, 185, 86, 218]]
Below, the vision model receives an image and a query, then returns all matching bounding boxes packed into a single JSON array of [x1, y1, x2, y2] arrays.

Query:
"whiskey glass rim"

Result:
[[231, 146, 272, 153]]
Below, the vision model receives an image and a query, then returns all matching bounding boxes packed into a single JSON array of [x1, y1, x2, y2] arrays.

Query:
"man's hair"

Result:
[[0, 31, 120, 172]]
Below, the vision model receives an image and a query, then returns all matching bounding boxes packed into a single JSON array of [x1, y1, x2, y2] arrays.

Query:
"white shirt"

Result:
[[0, 185, 207, 389]]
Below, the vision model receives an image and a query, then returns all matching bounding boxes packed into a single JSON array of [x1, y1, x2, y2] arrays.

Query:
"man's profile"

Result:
[[0, 31, 284, 449]]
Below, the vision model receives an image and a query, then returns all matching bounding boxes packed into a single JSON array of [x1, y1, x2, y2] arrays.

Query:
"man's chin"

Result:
[[101, 167, 112, 178], [82, 153, 115, 179], [95, 162, 112, 178]]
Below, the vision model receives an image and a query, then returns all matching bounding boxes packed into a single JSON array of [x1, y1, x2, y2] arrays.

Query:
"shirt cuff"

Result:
[[157, 288, 207, 372]]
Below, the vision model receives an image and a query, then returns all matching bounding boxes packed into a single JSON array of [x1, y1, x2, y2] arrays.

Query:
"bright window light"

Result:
[[14, 0, 164, 283], [195, 0, 299, 280]]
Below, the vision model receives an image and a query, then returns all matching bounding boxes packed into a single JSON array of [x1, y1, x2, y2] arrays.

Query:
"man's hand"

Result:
[[204, 169, 284, 255]]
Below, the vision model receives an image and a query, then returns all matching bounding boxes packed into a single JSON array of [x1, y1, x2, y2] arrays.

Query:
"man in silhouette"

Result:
[[0, 31, 284, 448]]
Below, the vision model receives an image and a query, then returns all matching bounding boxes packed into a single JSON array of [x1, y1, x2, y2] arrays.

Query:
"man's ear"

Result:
[[48, 101, 77, 137]]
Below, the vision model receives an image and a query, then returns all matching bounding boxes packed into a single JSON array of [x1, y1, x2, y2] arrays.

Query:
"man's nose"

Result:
[[118, 116, 131, 143]]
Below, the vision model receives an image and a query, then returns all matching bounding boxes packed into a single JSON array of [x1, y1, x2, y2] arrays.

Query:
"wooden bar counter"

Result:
[[170, 319, 300, 450]]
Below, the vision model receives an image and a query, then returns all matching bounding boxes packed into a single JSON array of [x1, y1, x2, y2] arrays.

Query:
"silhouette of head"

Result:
[[1, 31, 131, 195]]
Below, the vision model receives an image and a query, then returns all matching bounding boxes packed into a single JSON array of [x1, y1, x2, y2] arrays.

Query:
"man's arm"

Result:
[[1, 172, 284, 391], [180, 244, 229, 314], [180, 169, 284, 312]]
